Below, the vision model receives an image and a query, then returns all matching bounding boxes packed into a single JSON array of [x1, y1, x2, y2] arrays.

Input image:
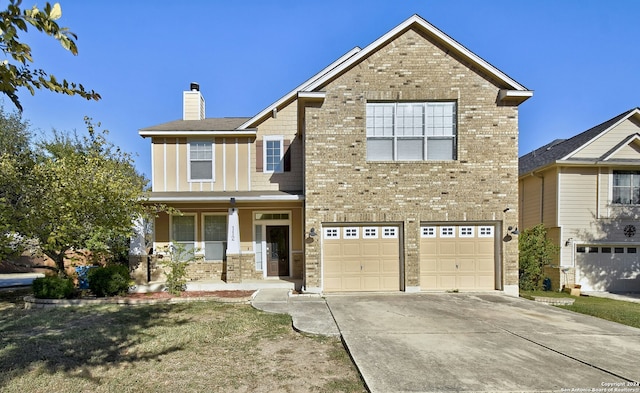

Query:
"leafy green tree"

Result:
[[0, 0, 100, 111], [518, 224, 559, 291], [23, 117, 148, 277], [0, 106, 33, 258]]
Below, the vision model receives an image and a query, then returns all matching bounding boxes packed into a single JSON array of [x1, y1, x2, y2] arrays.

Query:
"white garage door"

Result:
[[323, 225, 400, 292], [576, 245, 640, 292], [420, 224, 496, 291]]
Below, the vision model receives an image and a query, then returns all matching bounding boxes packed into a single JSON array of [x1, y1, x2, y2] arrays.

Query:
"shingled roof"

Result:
[[139, 117, 251, 132], [519, 108, 639, 176]]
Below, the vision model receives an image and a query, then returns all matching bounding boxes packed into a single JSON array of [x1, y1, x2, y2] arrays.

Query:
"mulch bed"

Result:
[[125, 290, 256, 299]]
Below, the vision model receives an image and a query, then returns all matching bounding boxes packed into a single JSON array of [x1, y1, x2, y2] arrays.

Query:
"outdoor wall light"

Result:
[[508, 226, 519, 235], [309, 228, 317, 237], [565, 238, 573, 247]]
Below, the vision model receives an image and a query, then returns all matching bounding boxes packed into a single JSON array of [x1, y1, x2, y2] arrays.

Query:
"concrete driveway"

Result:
[[326, 293, 640, 393]]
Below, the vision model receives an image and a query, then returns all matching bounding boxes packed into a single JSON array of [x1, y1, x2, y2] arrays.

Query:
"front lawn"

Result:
[[0, 289, 366, 393], [521, 290, 640, 329]]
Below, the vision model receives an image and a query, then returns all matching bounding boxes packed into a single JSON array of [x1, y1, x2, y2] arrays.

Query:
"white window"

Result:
[[344, 227, 359, 239], [171, 215, 196, 256], [459, 226, 474, 238], [188, 141, 214, 181], [363, 227, 378, 238], [264, 136, 284, 173], [612, 170, 640, 204], [382, 227, 398, 238], [203, 215, 227, 261], [440, 227, 455, 238], [254, 225, 263, 271], [366, 102, 456, 161], [421, 227, 436, 238], [479, 226, 494, 238], [324, 228, 339, 239]]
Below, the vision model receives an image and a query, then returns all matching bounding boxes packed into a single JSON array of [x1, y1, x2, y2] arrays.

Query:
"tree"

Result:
[[0, 0, 100, 111], [23, 117, 148, 277], [518, 224, 559, 291], [0, 106, 33, 258]]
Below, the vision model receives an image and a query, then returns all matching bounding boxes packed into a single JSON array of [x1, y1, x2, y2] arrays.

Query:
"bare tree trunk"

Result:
[[44, 249, 68, 278]]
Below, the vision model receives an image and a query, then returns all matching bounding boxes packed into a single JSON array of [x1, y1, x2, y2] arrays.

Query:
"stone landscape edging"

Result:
[[23, 294, 253, 309]]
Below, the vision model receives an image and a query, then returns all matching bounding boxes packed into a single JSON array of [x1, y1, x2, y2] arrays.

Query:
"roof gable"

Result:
[[519, 108, 640, 175], [240, 14, 532, 129]]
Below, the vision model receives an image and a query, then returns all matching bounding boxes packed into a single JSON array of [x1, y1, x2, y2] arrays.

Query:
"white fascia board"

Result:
[[238, 47, 362, 130], [139, 130, 257, 138], [304, 14, 530, 93], [560, 109, 640, 160], [297, 91, 326, 100], [497, 89, 534, 103], [147, 194, 305, 203]]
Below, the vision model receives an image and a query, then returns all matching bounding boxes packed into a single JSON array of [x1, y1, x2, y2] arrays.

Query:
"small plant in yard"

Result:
[[87, 264, 131, 297], [159, 244, 194, 295], [32, 275, 75, 299], [518, 224, 559, 291]]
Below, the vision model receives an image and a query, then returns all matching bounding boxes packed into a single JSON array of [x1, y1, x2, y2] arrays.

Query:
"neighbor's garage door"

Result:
[[323, 225, 400, 292], [576, 245, 640, 292], [420, 224, 496, 291]]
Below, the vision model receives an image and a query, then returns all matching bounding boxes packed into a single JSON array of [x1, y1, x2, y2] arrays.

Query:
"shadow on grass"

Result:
[[0, 302, 191, 387]]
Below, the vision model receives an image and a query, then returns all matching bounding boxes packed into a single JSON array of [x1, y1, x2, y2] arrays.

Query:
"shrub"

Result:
[[87, 264, 131, 297], [519, 224, 559, 291], [160, 244, 193, 295], [32, 276, 75, 299]]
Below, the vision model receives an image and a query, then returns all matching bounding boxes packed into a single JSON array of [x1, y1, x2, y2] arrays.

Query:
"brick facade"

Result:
[[303, 28, 521, 291]]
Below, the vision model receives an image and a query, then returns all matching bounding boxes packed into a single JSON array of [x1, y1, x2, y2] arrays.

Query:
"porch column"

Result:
[[129, 216, 149, 285], [226, 207, 240, 254]]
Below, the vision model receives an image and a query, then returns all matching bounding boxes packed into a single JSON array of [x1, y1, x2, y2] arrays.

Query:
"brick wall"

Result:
[[303, 28, 520, 290]]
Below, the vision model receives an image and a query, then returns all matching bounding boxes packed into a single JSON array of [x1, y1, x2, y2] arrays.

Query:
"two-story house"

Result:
[[133, 14, 532, 295], [520, 108, 640, 293]]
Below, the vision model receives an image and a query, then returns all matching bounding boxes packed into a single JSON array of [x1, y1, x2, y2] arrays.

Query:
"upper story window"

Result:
[[612, 170, 640, 204], [264, 136, 284, 173], [188, 141, 214, 181], [366, 102, 456, 161]]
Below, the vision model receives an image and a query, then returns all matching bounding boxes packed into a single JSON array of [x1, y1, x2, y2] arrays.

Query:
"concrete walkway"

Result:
[[251, 288, 339, 336]]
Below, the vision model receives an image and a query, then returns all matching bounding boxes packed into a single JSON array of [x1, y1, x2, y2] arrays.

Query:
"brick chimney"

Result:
[[183, 82, 205, 120]]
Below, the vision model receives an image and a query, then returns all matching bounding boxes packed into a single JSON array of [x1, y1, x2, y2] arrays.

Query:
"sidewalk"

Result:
[[251, 288, 339, 336], [0, 273, 44, 289]]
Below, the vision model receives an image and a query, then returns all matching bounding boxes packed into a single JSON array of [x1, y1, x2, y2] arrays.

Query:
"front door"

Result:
[[266, 226, 289, 277]]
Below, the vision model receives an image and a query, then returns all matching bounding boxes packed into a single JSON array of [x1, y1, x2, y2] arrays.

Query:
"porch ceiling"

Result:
[[146, 190, 304, 203]]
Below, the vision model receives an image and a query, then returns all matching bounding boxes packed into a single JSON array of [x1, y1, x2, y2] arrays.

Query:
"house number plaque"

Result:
[[624, 225, 636, 238]]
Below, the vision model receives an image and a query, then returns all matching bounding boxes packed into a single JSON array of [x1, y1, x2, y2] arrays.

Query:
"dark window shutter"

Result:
[[283, 139, 291, 172], [256, 140, 263, 172]]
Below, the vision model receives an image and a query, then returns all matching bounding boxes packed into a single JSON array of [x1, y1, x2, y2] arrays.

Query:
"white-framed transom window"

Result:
[[459, 226, 474, 238], [440, 226, 455, 238], [478, 226, 494, 238], [344, 227, 359, 239], [324, 228, 339, 239], [363, 227, 378, 238], [188, 141, 214, 181], [382, 227, 398, 239], [366, 102, 456, 161], [263, 136, 284, 173], [421, 227, 436, 238]]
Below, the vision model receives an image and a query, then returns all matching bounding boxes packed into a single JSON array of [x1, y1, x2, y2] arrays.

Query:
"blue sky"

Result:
[[17, 0, 640, 179]]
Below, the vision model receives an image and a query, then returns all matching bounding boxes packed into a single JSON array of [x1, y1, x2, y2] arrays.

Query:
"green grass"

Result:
[[521, 290, 640, 329], [0, 290, 366, 393]]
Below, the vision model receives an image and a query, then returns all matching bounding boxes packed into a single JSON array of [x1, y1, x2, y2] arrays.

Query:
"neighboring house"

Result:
[[133, 14, 532, 295], [519, 108, 640, 292]]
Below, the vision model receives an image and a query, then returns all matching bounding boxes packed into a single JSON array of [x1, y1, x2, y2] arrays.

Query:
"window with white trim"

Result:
[[324, 228, 339, 239], [188, 141, 214, 181], [344, 227, 359, 239], [421, 227, 436, 238], [264, 136, 284, 173], [203, 215, 227, 261], [612, 170, 640, 204], [366, 102, 456, 161], [440, 227, 455, 238], [171, 215, 196, 256], [478, 226, 494, 238], [363, 227, 378, 238], [382, 227, 398, 238], [459, 226, 474, 238]]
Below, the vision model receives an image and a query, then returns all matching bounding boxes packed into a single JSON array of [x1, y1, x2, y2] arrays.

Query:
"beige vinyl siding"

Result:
[[609, 141, 640, 160], [152, 138, 164, 191], [543, 168, 558, 225], [558, 167, 598, 229], [598, 167, 609, 218], [165, 139, 177, 191], [572, 118, 640, 159], [519, 175, 542, 229], [252, 101, 303, 191]]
